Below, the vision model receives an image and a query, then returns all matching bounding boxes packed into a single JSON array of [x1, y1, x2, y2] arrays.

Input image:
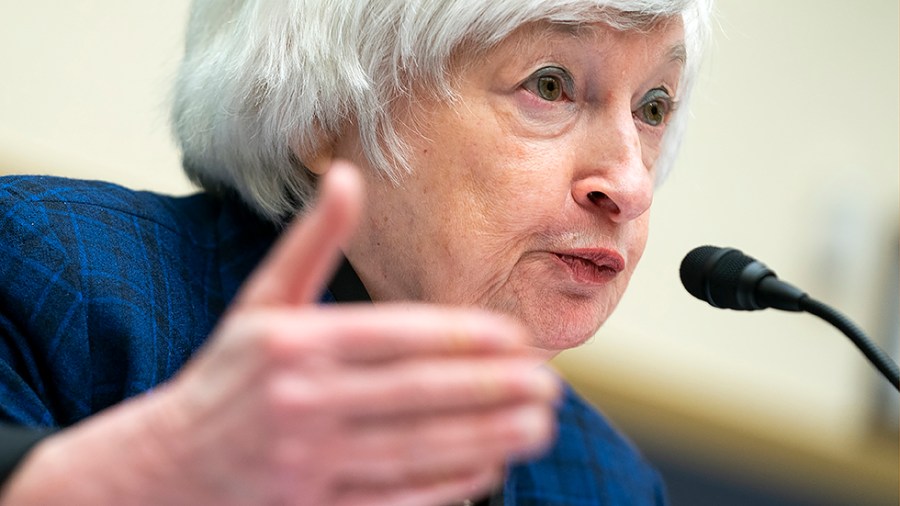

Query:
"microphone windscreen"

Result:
[[682, 245, 811, 312], [679, 245, 723, 301], [680, 246, 756, 308]]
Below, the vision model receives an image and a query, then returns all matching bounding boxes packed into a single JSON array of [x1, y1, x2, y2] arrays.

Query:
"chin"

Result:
[[523, 314, 605, 354], [483, 276, 621, 353], [530, 324, 598, 352], [519, 302, 609, 352]]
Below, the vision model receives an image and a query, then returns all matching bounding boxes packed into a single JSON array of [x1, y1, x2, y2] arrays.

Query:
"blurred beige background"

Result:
[[1, 1, 897, 504]]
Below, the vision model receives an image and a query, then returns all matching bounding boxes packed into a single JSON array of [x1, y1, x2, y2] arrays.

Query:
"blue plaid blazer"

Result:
[[0, 175, 667, 505]]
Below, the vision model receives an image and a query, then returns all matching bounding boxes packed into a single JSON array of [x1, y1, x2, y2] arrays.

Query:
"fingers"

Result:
[[220, 305, 557, 420], [259, 331, 557, 502], [333, 468, 501, 506], [323, 306, 532, 362], [329, 403, 553, 506], [338, 358, 559, 418], [235, 160, 363, 308], [268, 357, 559, 420], [238, 305, 535, 366], [337, 403, 555, 483]]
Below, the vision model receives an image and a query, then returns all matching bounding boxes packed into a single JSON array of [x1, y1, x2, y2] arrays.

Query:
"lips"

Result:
[[552, 248, 625, 285]]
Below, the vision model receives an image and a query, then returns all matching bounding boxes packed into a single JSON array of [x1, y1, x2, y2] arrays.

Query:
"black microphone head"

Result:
[[680, 246, 731, 302], [680, 245, 774, 310]]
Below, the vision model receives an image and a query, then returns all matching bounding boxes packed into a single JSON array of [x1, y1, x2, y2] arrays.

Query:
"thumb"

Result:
[[234, 160, 364, 308]]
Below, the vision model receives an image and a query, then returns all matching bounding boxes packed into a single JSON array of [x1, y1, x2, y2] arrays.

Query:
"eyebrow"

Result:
[[668, 43, 687, 64]]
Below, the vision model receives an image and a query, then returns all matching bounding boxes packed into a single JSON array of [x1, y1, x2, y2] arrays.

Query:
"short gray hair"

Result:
[[171, 0, 713, 221]]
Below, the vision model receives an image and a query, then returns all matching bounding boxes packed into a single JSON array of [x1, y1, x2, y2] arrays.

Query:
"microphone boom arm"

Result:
[[798, 296, 900, 391], [681, 245, 900, 392]]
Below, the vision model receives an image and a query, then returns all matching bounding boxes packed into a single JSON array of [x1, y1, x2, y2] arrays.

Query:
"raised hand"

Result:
[[1, 161, 559, 506]]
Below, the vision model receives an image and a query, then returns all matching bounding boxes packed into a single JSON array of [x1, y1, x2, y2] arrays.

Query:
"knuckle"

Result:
[[255, 327, 304, 365], [227, 310, 326, 366], [264, 373, 328, 418]]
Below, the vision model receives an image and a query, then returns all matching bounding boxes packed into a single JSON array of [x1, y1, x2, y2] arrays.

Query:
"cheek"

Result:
[[401, 101, 578, 264], [637, 128, 665, 171], [627, 212, 651, 268], [457, 136, 569, 217], [463, 170, 568, 255]]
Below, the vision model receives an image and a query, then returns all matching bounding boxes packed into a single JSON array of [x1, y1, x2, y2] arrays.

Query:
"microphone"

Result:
[[679, 246, 808, 311], [680, 245, 899, 391]]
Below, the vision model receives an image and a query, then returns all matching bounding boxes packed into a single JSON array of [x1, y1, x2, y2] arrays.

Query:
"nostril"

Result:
[[587, 191, 606, 203], [585, 190, 621, 215]]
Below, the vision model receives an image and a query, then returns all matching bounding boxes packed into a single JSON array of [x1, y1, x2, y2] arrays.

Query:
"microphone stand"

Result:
[[799, 297, 900, 391], [681, 245, 900, 392]]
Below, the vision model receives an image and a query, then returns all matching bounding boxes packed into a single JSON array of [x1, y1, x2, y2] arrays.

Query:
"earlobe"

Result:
[[304, 146, 335, 176]]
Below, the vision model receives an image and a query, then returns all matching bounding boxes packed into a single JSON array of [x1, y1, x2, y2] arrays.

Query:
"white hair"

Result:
[[172, 0, 713, 221]]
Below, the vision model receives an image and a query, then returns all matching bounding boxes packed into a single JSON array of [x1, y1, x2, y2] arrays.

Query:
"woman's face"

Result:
[[337, 19, 686, 355]]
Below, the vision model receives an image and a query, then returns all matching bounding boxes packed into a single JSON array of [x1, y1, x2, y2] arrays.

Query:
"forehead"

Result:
[[508, 17, 685, 60], [439, 18, 685, 90]]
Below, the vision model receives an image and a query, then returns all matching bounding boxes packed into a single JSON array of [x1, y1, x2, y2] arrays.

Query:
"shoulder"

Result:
[[506, 382, 667, 505], [0, 175, 246, 426], [0, 175, 219, 246]]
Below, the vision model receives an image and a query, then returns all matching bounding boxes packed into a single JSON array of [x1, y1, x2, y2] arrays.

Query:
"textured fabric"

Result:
[[504, 385, 668, 505], [0, 175, 277, 426], [0, 175, 667, 504]]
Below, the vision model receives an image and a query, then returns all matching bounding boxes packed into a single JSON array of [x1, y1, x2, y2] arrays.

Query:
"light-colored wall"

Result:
[[1, 0, 897, 502], [0, 2, 193, 194]]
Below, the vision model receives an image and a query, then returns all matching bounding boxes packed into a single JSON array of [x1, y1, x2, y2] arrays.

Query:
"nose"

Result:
[[571, 112, 654, 223]]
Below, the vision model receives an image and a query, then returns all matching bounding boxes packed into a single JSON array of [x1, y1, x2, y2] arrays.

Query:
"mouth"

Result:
[[551, 248, 625, 285]]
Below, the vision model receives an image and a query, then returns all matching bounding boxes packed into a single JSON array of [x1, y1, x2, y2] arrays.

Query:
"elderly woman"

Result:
[[0, 0, 711, 504]]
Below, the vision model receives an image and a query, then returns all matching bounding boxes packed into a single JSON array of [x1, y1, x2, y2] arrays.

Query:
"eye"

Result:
[[639, 100, 666, 126], [635, 88, 676, 127], [523, 66, 573, 102], [537, 75, 563, 101]]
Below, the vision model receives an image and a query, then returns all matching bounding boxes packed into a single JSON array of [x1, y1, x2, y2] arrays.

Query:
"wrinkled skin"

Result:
[[1, 18, 686, 506], [337, 20, 686, 354]]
